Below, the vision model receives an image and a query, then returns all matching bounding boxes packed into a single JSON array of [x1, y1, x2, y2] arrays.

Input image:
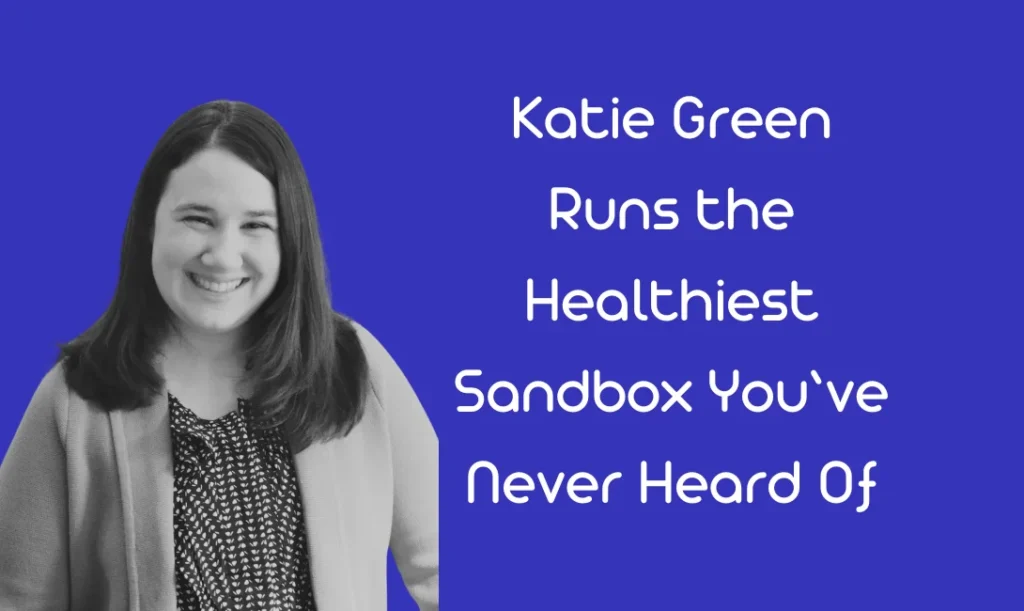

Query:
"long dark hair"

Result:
[[59, 100, 369, 451]]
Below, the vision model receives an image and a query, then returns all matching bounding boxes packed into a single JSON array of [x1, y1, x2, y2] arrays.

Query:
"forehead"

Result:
[[161, 147, 275, 212]]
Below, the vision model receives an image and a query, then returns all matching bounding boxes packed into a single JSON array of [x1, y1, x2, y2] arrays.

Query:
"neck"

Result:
[[159, 323, 247, 381]]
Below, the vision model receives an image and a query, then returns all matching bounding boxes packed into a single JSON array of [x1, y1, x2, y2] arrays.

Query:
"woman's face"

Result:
[[151, 147, 281, 339]]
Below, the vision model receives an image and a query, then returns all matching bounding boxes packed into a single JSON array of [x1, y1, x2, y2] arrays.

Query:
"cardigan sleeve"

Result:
[[0, 364, 71, 610], [355, 323, 439, 611]]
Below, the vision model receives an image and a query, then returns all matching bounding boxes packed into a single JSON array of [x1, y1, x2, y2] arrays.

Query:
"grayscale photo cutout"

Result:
[[0, 100, 439, 611]]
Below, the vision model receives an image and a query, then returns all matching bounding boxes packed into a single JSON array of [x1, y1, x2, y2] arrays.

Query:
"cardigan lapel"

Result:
[[110, 392, 177, 611], [294, 440, 354, 610]]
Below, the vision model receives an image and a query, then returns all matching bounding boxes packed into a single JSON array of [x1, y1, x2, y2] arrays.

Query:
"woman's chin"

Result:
[[176, 309, 249, 336]]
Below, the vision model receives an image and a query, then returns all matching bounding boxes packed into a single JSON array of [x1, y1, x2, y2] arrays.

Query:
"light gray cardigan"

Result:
[[0, 321, 439, 610]]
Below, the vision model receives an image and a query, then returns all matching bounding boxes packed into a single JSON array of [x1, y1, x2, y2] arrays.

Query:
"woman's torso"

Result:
[[168, 393, 317, 610]]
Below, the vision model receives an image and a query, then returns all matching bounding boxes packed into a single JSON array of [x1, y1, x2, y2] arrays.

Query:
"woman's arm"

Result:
[[356, 323, 439, 611], [0, 364, 71, 610]]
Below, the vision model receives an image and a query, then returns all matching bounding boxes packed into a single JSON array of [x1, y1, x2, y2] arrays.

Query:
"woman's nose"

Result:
[[199, 230, 244, 270]]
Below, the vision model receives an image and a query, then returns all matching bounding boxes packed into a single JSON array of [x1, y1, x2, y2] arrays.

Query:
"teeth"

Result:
[[190, 273, 245, 293]]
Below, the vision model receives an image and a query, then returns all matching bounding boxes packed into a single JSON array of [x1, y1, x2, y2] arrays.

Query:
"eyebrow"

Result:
[[174, 202, 277, 218]]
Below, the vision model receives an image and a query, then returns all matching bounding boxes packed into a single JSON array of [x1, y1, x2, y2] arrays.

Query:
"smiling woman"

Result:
[[0, 101, 439, 611], [154, 149, 282, 344]]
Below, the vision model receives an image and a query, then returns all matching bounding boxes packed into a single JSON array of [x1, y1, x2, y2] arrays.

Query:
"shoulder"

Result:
[[343, 316, 400, 381], [336, 314, 416, 413], [345, 317, 393, 370], [19, 361, 72, 444]]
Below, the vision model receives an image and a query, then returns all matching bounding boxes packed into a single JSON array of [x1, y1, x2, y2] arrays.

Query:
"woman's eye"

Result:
[[244, 222, 274, 231], [183, 216, 212, 226]]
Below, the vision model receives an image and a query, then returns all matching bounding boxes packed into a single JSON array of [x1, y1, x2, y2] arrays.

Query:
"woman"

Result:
[[0, 100, 439, 610]]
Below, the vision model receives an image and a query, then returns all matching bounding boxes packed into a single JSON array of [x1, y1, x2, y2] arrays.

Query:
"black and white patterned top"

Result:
[[169, 393, 318, 610]]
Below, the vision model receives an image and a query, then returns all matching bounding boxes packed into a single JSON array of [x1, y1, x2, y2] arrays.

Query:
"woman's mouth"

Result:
[[187, 272, 249, 294]]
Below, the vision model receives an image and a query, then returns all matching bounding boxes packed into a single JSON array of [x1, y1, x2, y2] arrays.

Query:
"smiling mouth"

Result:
[[187, 272, 249, 294]]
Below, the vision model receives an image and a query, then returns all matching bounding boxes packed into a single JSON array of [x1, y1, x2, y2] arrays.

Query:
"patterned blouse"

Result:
[[169, 393, 318, 610]]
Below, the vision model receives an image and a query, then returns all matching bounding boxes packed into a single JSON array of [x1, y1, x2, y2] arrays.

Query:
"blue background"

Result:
[[1, 2, 1018, 609]]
